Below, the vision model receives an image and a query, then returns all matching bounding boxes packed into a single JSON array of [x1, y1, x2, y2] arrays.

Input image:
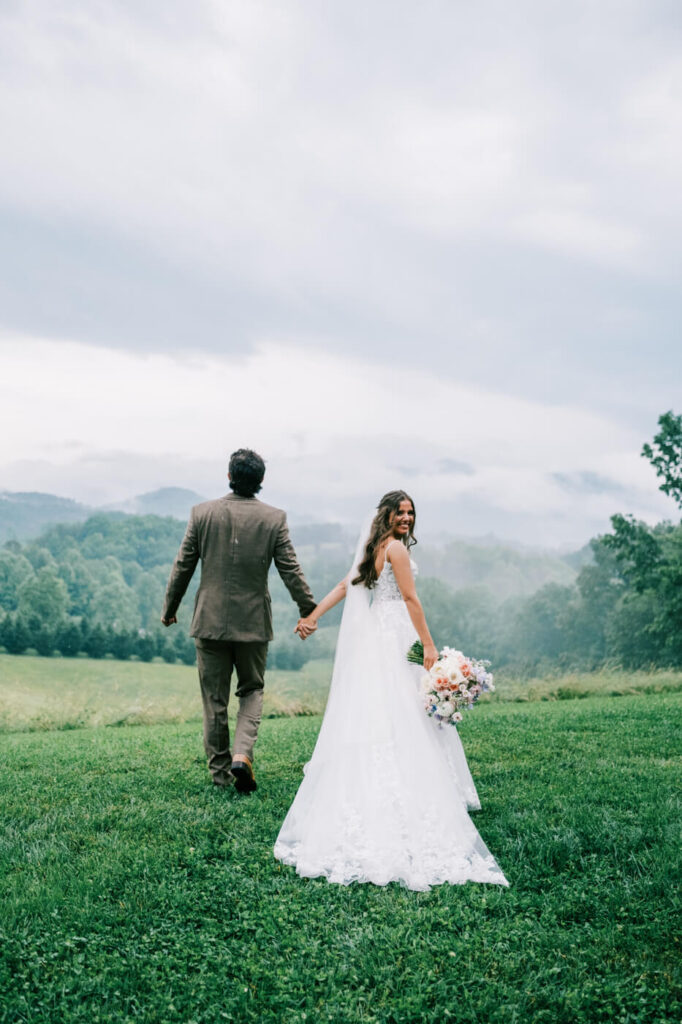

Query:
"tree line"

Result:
[[0, 614, 196, 664], [421, 412, 682, 672], [0, 513, 346, 670], [0, 412, 680, 673]]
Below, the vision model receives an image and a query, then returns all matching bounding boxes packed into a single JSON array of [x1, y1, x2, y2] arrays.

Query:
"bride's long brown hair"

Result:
[[351, 490, 417, 589]]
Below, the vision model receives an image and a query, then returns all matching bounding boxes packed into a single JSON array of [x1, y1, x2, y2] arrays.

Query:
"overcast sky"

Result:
[[1, 1, 680, 545]]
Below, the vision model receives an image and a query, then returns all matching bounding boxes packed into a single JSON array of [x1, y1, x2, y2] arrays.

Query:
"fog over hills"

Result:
[[0, 488, 584, 603], [102, 487, 206, 521], [0, 491, 95, 543], [0, 488, 211, 543], [1, 486, 583, 552]]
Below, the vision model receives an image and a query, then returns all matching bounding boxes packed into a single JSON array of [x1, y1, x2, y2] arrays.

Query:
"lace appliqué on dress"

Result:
[[274, 545, 509, 889]]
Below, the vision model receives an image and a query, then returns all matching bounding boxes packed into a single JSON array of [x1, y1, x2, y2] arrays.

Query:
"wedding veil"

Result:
[[305, 512, 386, 759]]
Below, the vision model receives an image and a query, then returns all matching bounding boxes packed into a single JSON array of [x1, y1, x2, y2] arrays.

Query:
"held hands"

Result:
[[423, 642, 438, 671], [295, 616, 318, 640]]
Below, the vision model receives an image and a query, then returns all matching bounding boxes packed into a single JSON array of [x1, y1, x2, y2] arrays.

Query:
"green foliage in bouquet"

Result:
[[407, 639, 424, 665]]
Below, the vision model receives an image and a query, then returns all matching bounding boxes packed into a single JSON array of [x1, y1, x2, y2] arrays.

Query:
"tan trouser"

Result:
[[194, 639, 267, 784]]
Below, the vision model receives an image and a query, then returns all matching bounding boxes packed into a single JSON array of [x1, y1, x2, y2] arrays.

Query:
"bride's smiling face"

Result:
[[391, 499, 415, 538]]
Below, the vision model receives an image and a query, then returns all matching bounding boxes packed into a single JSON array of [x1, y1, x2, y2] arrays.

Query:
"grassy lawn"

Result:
[[2, 653, 681, 733], [1, 692, 680, 1023], [0, 654, 332, 730], [488, 666, 682, 703]]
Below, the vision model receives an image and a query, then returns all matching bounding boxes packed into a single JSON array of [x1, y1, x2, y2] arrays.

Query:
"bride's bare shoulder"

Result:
[[386, 540, 409, 564]]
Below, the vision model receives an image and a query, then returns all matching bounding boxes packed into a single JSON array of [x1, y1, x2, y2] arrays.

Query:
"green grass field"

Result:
[[1, 689, 680, 1023], [2, 653, 681, 733], [0, 654, 332, 731]]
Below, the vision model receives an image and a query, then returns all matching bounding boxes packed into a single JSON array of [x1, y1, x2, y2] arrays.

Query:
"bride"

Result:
[[274, 490, 509, 890]]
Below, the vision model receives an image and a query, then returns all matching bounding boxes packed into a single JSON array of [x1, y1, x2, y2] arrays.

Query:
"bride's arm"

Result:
[[388, 545, 439, 670], [294, 579, 347, 637]]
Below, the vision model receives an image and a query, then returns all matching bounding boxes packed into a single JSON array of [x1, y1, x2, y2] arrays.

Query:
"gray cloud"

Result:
[[392, 459, 475, 478], [551, 471, 631, 496], [1, 0, 680, 549], [436, 459, 476, 477], [0, 0, 680, 433]]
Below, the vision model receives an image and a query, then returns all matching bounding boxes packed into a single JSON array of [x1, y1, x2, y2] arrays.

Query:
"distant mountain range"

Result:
[[101, 487, 206, 520], [0, 488, 585, 598], [0, 487, 204, 543]]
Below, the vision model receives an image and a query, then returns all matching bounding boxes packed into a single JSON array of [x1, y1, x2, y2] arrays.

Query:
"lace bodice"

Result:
[[373, 544, 418, 604]]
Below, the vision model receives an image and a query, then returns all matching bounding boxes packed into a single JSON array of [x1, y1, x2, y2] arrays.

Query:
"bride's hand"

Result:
[[295, 617, 317, 640], [423, 643, 438, 671]]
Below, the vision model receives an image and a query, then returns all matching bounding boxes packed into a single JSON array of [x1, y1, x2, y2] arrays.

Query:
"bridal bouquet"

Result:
[[407, 642, 495, 726]]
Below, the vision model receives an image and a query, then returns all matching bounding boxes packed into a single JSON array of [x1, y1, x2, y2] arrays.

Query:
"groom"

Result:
[[161, 449, 317, 793]]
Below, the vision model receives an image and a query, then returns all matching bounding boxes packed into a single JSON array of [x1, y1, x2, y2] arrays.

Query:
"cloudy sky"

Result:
[[1, 0, 680, 545]]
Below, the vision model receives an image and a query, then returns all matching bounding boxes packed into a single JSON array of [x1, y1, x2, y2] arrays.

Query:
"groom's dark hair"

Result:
[[228, 448, 266, 497]]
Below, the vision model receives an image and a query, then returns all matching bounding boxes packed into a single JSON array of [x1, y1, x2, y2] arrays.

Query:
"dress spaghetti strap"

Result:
[[377, 539, 398, 575]]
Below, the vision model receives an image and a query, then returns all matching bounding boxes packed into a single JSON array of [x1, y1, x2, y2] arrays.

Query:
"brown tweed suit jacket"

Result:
[[162, 494, 316, 642]]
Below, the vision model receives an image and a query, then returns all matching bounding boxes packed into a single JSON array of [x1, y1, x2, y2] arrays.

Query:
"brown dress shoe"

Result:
[[231, 756, 257, 794]]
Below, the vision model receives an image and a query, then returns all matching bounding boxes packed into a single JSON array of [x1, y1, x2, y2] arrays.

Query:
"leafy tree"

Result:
[[3, 616, 31, 654], [418, 578, 459, 650], [172, 631, 196, 666], [0, 551, 35, 612], [56, 555, 95, 617], [602, 515, 662, 592], [68, 513, 185, 569], [605, 592, 661, 668], [570, 538, 623, 665], [88, 577, 140, 632], [269, 640, 305, 671], [34, 625, 55, 657], [0, 614, 10, 651], [135, 632, 156, 663], [420, 580, 498, 658], [602, 517, 682, 667], [16, 568, 69, 628], [156, 634, 176, 663], [55, 620, 83, 658], [508, 583, 575, 665], [134, 570, 166, 630], [83, 623, 108, 659], [23, 546, 57, 572], [110, 629, 136, 661], [642, 410, 682, 509]]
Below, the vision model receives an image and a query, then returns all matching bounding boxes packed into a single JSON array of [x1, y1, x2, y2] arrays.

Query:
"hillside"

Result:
[[0, 488, 203, 544], [0, 491, 93, 543], [418, 538, 577, 600], [103, 487, 205, 519]]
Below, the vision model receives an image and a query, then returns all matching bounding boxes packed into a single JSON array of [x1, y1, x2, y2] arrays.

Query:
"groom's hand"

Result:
[[295, 617, 317, 640], [161, 615, 177, 627]]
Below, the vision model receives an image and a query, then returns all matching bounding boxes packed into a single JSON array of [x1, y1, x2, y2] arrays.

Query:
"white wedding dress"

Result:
[[274, 540, 509, 891]]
